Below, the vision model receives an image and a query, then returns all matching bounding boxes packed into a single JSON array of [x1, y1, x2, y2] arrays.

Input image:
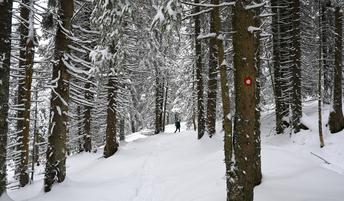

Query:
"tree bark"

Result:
[[83, 82, 92, 152], [328, 7, 344, 133], [208, 0, 234, 198], [271, 0, 285, 134], [254, 2, 262, 185], [44, 0, 74, 192], [31, 90, 39, 181], [206, 0, 219, 137], [291, 0, 302, 133], [119, 119, 125, 141], [16, 0, 35, 187], [322, 0, 333, 105], [318, 0, 325, 148], [154, 64, 164, 134], [194, 0, 205, 139], [232, 1, 261, 200], [104, 75, 119, 158], [77, 105, 83, 152], [0, 0, 13, 196], [162, 82, 168, 132]]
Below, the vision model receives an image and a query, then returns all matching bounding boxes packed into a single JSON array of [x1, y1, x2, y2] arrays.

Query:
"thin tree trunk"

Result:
[[130, 88, 137, 133], [31, 90, 39, 181], [318, 0, 325, 148], [254, 2, 262, 185], [0, 0, 13, 196], [207, 0, 219, 137], [119, 119, 125, 141], [77, 105, 83, 152], [84, 82, 92, 152], [162, 83, 168, 132], [17, 0, 35, 187], [154, 64, 163, 134], [192, 66, 197, 131], [208, 0, 234, 198], [328, 7, 344, 133], [44, 0, 74, 192], [194, 0, 205, 139], [232, 1, 261, 200], [104, 75, 119, 158], [322, 0, 333, 105], [292, 0, 302, 133], [271, 1, 284, 134]]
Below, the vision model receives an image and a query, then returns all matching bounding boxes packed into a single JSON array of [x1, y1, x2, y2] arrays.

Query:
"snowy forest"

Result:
[[0, 0, 344, 200]]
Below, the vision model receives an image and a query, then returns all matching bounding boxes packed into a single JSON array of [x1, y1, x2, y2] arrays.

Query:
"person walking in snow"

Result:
[[174, 120, 181, 133]]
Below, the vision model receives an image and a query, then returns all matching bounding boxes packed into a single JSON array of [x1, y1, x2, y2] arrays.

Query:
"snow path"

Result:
[[7, 123, 344, 201]]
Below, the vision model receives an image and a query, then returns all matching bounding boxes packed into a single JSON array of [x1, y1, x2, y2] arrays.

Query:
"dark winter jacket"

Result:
[[175, 121, 181, 128]]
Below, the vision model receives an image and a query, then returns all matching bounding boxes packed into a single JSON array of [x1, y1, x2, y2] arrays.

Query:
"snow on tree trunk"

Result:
[[232, 1, 261, 200], [194, 0, 206, 140], [271, 0, 291, 134], [84, 82, 92, 152], [291, 0, 302, 133], [328, 6, 344, 133], [318, 0, 325, 148], [154, 63, 164, 134], [104, 75, 119, 158], [17, 0, 35, 187], [322, 0, 334, 105], [119, 119, 125, 141], [44, 0, 74, 192], [0, 0, 13, 196], [206, 1, 219, 137], [207, 0, 235, 198]]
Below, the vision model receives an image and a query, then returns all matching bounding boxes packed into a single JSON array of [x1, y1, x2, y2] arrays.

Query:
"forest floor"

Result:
[[4, 101, 344, 201]]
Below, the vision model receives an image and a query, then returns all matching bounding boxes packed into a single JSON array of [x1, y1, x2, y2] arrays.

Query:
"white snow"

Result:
[[248, 26, 261, 33], [5, 102, 344, 201]]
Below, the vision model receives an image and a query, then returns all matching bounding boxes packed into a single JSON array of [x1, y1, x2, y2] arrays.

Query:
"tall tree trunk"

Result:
[[232, 1, 261, 200], [206, 0, 219, 137], [83, 82, 92, 152], [271, 1, 285, 134], [130, 87, 137, 133], [208, 0, 234, 198], [119, 119, 125, 141], [194, 0, 205, 139], [328, 7, 344, 133], [77, 105, 83, 152], [192, 67, 197, 131], [130, 116, 135, 133], [162, 83, 168, 132], [104, 75, 119, 158], [44, 0, 74, 192], [16, 0, 35, 187], [0, 0, 13, 196], [322, 0, 333, 105], [318, 0, 325, 148], [291, 0, 302, 133], [253, 3, 262, 186], [31, 90, 39, 182], [154, 64, 163, 134]]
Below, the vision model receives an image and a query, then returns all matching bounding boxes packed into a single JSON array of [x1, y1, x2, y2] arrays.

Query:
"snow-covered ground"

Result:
[[4, 102, 344, 201]]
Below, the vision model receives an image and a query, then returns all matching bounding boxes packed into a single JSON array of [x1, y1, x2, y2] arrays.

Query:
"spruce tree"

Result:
[[194, 0, 205, 139], [17, 0, 35, 187], [104, 73, 119, 158], [44, 0, 74, 192], [328, 6, 344, 133], [0, 0, 13, 196], [232, 0, 262, 200]]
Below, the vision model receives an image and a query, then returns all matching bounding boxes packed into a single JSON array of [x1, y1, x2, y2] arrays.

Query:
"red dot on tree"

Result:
[[244, 76, 253, 86]]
